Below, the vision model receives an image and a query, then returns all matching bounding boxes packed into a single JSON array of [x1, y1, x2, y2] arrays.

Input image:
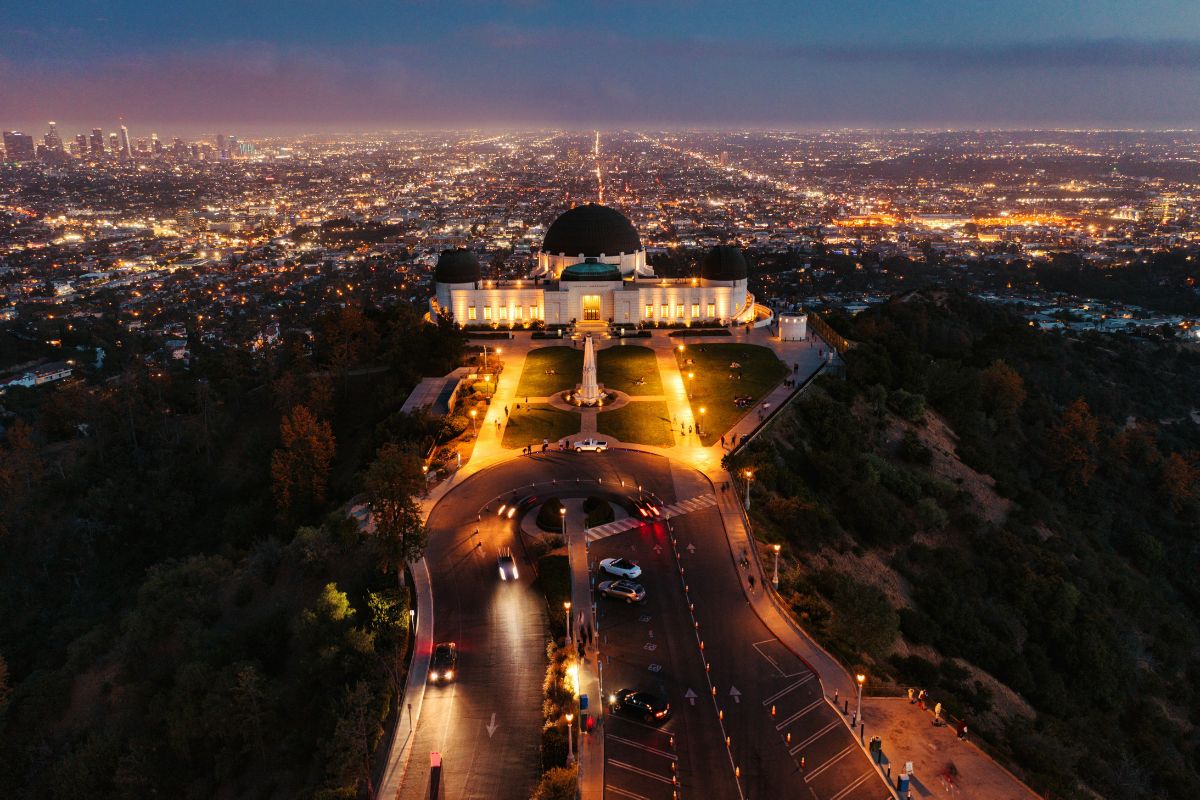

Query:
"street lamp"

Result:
[[485, 373, 492, 396], [409, 608, 415, 629], [469, 409, 477, 435], [855, 673, 866, 727], [565, 712, 575, 764], [699, 407, 706, 436], [772, 544, 781, 589], [743, 469, 754, 510], [564, 598, 572, 649]]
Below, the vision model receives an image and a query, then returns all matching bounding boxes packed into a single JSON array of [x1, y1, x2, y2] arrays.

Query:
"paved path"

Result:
[[864, 698, 1041, 800]]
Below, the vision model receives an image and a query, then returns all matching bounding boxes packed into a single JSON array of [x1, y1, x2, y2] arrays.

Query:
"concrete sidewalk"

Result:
[[863, 698, 1041, 800], [563, 499, 605, 800]]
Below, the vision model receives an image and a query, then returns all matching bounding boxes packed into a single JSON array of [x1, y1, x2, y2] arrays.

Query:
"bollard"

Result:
[[833, 688, 838, 704], [844, 699, 849, 714], [712, 686, 717, 696], [786, 732, 791, 745], [726, 736, 731, 748], [771, 704, 776, 718], [719, 709, 724, 721], [735, 766, 740, 778], [860, 722, 865, 744], [800, 754, 805, 770]]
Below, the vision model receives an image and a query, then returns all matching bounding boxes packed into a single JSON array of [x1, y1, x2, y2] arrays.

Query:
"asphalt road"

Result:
[[397, 449, 891, 800]]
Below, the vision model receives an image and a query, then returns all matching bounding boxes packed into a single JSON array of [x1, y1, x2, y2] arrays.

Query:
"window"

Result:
[[661, 304, 669, 318], [708, 302, 716, 318], [646, 304, 654, 318], [467, 305, 477, 321], [499, 306, 508, 320], [483, 306, 492, 320], [691, 303, 700, 318], [675, 304, 684, 319], [515, 305, 523, 319], [530, 305, 538, 319]]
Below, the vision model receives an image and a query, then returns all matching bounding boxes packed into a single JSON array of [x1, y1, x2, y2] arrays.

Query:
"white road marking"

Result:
[[605, 784, 651, 800], [608, 760, 676, 784], [790, 719, 842, 754], [803, 744, 858, 782], [829, 770, 878, 800], [775, 698, 824, 730], [762, 673, 814, 706], [606, 734, 678, 761]]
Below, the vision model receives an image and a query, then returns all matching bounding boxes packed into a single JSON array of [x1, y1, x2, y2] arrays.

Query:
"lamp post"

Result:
[[855, 673, 866, 727], [565, 712, 575, 764], [772, 544, 781, 590], [469, 409, 477, 436], [564, 599, 572, 649], [485, 373, 492, 397], [699, 407, 706, 437], [743, 469, 754, 510]]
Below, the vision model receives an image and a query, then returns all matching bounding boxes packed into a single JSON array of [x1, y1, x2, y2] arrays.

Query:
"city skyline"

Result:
[[3, 1, 1200, 132]]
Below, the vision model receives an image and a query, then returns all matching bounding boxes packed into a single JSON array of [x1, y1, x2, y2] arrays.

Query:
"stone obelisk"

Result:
[[577, 334, 602, 405]]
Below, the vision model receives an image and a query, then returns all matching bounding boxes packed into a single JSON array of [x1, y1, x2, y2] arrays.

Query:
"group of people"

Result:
[[732, 394, 755, 408], [908, 688, 968, 741]]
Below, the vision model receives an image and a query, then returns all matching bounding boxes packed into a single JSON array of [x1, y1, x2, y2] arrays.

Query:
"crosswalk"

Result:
[[584, 494, 717, 542]]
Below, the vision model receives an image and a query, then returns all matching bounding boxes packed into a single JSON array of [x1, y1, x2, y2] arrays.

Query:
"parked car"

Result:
[[598, 579, 646, 603], [497, 546, 518, 581], [429, 642, 458, 683], [611, 688, 671, 722], [574, 437, 609, 452], [599, 557, 642, 579]]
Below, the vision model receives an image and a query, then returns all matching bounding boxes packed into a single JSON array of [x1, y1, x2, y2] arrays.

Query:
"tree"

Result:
[[532, 765, 579, 800], [1159, 452, 1198, 512], [365, 444, 427, 586], [1047, 398, 1100, 491], [979, 360, 1026, 420], [326, 681, 383, 797], [271, 405, 335, 523]]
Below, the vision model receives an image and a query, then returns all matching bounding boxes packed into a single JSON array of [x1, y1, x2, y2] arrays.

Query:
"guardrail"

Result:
[[726, 362, 827, 458]]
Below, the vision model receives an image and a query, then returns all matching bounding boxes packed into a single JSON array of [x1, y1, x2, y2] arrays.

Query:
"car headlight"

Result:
[[429, 672, 439, 681], [512, 567, 518, 579], [499, 568, 506, 580], [445, 670, 454, 680]]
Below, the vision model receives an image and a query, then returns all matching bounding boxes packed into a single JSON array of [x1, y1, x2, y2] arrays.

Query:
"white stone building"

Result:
[[430, 204, 755, 328]]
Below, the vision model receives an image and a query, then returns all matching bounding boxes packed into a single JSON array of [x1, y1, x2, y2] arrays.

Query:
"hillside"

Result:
[[731, 291, 1200, 799]]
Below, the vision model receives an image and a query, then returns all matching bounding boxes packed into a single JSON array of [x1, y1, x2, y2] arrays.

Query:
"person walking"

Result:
[[907, 687, 915, 704], [504, 405, 509, 417], [957, 719, 968, 740]]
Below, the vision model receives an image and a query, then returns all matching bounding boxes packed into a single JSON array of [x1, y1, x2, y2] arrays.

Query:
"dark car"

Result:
[[497, 546, 519, 581], [429, 642, 458, 683], [498, 494, 538, 520], [611, 688, 670, 723]]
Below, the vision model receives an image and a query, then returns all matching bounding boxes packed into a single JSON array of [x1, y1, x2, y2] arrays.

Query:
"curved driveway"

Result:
[[395, 449, 891, 800]]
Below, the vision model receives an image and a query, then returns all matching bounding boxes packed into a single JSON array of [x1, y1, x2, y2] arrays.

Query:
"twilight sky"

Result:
[[3, 0, 1200, 134]]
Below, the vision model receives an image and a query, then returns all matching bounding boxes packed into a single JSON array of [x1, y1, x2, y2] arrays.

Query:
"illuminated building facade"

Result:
[[432, 204, 754, 327]]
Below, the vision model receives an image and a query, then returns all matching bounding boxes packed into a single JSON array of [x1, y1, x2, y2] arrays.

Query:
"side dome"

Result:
[[542, 203, 641, 257], [435, 249, 481, 284], [701, 245, 748, 281]]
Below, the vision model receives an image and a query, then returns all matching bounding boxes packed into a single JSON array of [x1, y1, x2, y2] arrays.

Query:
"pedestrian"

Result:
[[957, 719, 968, 740], [793, 361, 799, 372], [918, 689, 926, 708], [748, 574, 755, 590], [907, 687, 914, 704], [495, 420, 500, 431], [720, 434, 725, 447], [504, 405, 509, 417], [933, 702, 942, 724], [525, 396, 529, 405]]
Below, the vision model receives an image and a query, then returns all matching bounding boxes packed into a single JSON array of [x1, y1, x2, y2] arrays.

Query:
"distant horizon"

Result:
[[7, 123, 1200, 140]]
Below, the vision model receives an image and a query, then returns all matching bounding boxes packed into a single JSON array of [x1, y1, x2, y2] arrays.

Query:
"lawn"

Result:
[[596, 345, 662, 395], [501, 403, 581, 449], [515, 346, 583, 398], [676, 343, 788, 445], [596, 400, 675, 447]]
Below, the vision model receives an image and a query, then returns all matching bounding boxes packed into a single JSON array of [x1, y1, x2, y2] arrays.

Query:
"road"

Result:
[[395, 449, 891, 800]]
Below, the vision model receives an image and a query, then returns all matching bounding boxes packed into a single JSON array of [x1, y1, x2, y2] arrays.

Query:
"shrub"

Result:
[[898, 429, 932, 465], [536, 498, 566, 532], [582, 496, 614, 527]]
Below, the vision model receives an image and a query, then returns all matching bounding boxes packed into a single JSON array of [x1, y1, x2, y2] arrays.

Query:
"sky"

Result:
[[3, 0, 1200, 135]]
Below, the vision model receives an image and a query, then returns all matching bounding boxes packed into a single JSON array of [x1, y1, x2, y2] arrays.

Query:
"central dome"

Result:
[[542, 203, 641, 257]]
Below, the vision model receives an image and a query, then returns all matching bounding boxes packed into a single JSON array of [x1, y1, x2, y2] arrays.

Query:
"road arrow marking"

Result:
[[729, 686, 742, 704], [686, 543, 696, 553], [653, 544, 662, 554], [486, 713, 498, 737], [685, 688, 697, 706]]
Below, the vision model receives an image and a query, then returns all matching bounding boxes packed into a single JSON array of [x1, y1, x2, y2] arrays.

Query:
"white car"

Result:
[[599, 557, 641, 579], [574, 438, 609, 453]]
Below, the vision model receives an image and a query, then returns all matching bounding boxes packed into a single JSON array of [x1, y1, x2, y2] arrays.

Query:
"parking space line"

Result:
[[607, 734, 678, 761], [761, 673, 814, 706], [829, 769, 877, 800], [789, 719, 841, 754], [608, 759, 676, 785], [605, 785, 651, 800], [775, 698, 823, 730], [803, 744, 858, 783]]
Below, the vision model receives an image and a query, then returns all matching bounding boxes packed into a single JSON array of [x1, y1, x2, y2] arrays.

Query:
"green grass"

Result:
[[515, 346, 583, 398], [596, 400, 676, 447], [501, 403, 581, 449], [596, 345, 663, 395], [676, 343, 788, 445]]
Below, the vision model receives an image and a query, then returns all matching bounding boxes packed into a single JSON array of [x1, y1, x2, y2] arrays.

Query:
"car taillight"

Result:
[[656, 709, 667, 717]]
